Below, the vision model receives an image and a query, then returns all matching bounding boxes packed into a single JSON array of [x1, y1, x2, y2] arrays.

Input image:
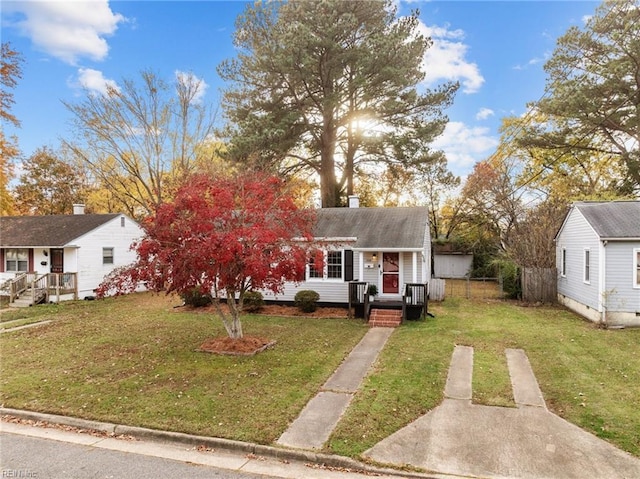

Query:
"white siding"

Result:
[[262, 248, 361, 304], [603, 241, 640, 313], [72, 215, 142, 298], [261, 247, 431, 304], [556, 209, 601, 311]]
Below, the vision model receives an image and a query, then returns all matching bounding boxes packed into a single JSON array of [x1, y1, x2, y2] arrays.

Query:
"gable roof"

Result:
[[574, 201, 640, 240], [315, 206, 429, 249], [0, 214, 121, 247]]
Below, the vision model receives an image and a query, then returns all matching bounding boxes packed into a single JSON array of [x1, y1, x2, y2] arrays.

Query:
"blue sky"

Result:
[[2, 0, 599, 180]]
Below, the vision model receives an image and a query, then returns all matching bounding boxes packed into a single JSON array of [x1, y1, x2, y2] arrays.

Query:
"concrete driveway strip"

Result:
[[443, 345, 472, 400], [506, 348, 546, 408], [277, 327, 393, 450]]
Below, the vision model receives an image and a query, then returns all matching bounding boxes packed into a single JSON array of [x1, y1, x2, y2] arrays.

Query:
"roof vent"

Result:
[[73, 204, 85, 215], [348, 195, 360, 208]]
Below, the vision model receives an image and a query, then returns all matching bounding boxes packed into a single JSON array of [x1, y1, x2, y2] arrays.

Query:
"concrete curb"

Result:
[[0, 407, 441, 479]]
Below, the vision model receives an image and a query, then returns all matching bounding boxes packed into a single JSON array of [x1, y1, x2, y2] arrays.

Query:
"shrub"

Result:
[[243, 291, 264, 312], [493, 259, 521, 300], [367, 284, 378, 296], [180, 287, 213, 308], [294, 290, 320, 313]]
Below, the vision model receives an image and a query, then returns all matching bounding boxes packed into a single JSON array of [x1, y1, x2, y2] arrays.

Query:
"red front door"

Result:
[[381, 252, 400, 294], [50, 248, 64, 273]]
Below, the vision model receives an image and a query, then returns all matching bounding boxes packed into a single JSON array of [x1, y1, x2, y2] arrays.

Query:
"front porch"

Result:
[[348, 281, 430, 327], [2, 272, 79, 307]]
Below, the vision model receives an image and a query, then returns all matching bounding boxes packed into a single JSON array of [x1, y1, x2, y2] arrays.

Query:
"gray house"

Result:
[[555, 201, 640, 327], [261, 204, 431, 308]]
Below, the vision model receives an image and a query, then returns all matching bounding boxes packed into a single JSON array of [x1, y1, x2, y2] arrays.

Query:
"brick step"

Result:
[[369, 308, 402, 328]]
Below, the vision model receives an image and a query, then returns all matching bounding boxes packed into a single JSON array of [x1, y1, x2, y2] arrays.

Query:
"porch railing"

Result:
[[8, 273, 36, 303], [402, 283, 429, 320], [6, 272, 78, 305], [47, 273, 78, 301], [348, 281, 370, 320]]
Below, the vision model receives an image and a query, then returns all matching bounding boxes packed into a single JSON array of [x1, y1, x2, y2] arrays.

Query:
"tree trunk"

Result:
[[320, 117, 339, 207], [214, 294, 244, 339]]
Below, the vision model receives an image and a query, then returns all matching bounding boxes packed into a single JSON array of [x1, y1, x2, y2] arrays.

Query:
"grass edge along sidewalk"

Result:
[[1, 293, 638, 459]]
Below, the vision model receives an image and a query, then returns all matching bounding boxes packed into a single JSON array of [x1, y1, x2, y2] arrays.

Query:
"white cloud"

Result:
[[74, 68, 119, 95], [418, 22, 484, 94], [432, 121, 499, 174], [4, 0, 126, 65], [175, 71, 209, 104], [475, 108, 494, 121], [513, 55, 546, 71]]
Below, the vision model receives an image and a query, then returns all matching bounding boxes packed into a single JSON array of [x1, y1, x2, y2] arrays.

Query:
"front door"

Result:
[[381, 252, 400, 294], [50, 248, 64, 273]]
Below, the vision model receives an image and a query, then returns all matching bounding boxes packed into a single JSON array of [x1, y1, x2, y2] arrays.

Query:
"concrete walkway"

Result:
[[277, 327, 394, 450], [364, 345, 640, 478]]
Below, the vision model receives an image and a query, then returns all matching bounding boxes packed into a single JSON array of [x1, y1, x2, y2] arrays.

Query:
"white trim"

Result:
[[358, 251, 364, 283], [634, 248, 640, 289], [412, 252, 417, 282], [356, 247, 423, 252], [306, 249, 344, 281]]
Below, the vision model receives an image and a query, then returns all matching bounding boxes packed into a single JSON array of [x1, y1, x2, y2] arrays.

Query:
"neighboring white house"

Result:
[[0, 206, 143, 305], [261, 202, 431, 306], [555, 201, 640, 327]]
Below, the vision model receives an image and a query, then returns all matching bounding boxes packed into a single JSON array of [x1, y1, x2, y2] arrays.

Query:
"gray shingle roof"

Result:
[[0, 214, 121, 247], [575, 201, 640, 239], [315, 207, 429, 249]]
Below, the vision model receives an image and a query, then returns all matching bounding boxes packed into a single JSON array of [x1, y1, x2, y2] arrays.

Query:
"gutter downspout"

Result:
[[599, 240, 607, 326]]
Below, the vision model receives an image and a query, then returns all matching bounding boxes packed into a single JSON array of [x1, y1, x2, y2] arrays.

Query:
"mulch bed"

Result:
[[197, 336, 276, 356]]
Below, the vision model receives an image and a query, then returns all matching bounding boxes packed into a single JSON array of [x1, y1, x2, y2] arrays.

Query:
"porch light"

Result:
[[371, 253, 377, 262]]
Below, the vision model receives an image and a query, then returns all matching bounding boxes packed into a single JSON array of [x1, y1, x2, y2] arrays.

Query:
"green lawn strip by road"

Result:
[[328, 299, 640, 458], [0, 293, 366, 445]]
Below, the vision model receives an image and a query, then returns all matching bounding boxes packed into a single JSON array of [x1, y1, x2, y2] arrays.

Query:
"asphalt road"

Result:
[[1, 433, 274, 479]]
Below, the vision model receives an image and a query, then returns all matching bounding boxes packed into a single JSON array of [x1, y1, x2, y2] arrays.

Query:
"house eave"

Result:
[[600, 237, 640, 242], [355, 247, 424, 252]]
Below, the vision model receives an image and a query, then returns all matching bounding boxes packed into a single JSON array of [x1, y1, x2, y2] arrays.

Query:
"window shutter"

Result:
[[28, 249, 34, 272], [344, 249, 354, 281]]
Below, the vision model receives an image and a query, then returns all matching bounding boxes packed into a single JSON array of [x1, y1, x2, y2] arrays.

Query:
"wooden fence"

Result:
[[521, 268, 557, 303], [428, 279, 446, 301]]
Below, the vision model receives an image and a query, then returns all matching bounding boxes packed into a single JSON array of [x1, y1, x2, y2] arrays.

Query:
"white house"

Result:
[[0, 207, 143, 305], [261, 203, 431, 313], [555, 201, 640, 327]]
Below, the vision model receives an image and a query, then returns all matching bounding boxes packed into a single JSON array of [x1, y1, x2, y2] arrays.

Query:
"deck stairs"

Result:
[[368, 308, 403, 328], [10, 287, 47, 307]]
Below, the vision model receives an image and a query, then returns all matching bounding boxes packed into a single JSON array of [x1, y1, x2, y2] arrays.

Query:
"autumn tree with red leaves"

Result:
[[98, 173, 317, 339]]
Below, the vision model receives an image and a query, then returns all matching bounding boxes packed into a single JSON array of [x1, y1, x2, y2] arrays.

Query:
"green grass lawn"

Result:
[[1, 293, 638, 459], [328, 298, 639, 459]]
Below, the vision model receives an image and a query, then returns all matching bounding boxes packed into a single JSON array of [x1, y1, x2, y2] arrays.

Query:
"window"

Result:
[[120, 216, 125, 227], [561, 248, 567, 277], [103, 247, 114, 265], [634, 249, 640, 288], [583, 248, 590, 283], [6, 248, 28, 272], [327, 251, 342, 279], [307, 250, 343, 280], [307, 251, 323, 279]]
